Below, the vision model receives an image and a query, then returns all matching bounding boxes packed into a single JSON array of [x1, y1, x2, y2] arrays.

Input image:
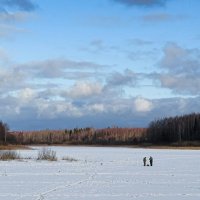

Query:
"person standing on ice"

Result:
[[143, 157, 147, 166], [149, 156, 153, 166]]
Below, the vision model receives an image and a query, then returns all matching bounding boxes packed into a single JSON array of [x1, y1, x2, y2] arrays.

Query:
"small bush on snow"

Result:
[[0, 151, 21, 160], [37, 148, 57, 161], [62, 156, 78, 162]]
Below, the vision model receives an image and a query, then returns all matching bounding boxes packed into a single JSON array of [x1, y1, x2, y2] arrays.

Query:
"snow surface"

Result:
[[0, 146, 200, 200]]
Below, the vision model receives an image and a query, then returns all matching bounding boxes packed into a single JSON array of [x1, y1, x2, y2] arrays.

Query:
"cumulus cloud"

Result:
[[18, 88, 37, 103], [2, 77, 200, 130], [107, 69, 137, 87], [0, 67, 26, 92], [0, 97, 21, 117], [0, 0, 37, 11], [87, 103, 105, 113], [160, 43, 200, 74], [134, 97, 153, 112], [153, 43, 200, 95], [112, 0, 168, 7], [153, 97, 200, 118], [157, 73, 200, 95], [36, 100, 83, 119], [3, 89, 199, 131], [67, 81, 103, 99]]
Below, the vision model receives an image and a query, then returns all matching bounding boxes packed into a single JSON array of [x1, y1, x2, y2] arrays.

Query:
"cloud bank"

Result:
[[1, 41, 200, 130]]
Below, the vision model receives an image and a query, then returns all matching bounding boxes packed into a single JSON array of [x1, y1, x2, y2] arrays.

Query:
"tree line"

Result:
[[147, 113, 200, 144], [9, 127, 146, 145], [1, 113, 200, 145]]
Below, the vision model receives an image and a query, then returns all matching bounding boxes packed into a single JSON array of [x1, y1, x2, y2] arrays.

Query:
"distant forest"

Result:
[[1, 113, 200, 146], [147, 113, 200, 144]]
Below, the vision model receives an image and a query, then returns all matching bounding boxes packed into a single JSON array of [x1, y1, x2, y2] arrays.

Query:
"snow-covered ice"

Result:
[[0, 146, 200, 200]]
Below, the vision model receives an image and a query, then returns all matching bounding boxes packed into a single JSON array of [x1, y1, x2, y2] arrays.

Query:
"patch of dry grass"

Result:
[[0, 151, 21, 160], [0, 145, 30, 150], [37, 148, 57, 161], [62, 156, 78, 162]]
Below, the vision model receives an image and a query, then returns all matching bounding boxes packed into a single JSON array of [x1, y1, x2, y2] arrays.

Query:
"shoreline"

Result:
[[1, 144, 200, 150]]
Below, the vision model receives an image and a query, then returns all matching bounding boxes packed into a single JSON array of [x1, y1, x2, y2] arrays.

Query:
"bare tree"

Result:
[[0, 121, 9, 144]]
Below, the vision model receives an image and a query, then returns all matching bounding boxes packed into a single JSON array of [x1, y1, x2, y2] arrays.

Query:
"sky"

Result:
[[0, 0, 200, 130]]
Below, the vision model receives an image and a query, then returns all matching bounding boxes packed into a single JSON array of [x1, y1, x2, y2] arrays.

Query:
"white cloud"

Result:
[[35, 101, 83, 119], [160, 43, 200, 74], [154, 43, 200, 95], [107, 69, 137, 87], [134, 97, 153, 112], [16, 58, 107, 79], [68, 81, 103, 99], [87, 103, 105, 113], [18, 88, 37, 103], [158, 74, 200, 95], [0, 68, 25, 92]]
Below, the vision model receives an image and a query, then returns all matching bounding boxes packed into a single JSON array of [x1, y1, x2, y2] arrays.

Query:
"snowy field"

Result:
[[0, 146, 200, 200]]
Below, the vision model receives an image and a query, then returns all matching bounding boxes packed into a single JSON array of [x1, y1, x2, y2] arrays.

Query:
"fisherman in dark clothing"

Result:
[[149, 156, 153, 166], [143, 157, 147, 166]]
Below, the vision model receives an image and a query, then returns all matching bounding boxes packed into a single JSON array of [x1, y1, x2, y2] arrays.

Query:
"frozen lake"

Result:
[[0, 146, 200, 200]]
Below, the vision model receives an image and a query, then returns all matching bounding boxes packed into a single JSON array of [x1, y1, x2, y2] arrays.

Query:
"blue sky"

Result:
[[0, 0, 200, 130]]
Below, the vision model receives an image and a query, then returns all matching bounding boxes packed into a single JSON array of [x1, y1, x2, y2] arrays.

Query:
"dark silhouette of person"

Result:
[[149, 156, 153, 166], [143, 157, 147, 166]]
